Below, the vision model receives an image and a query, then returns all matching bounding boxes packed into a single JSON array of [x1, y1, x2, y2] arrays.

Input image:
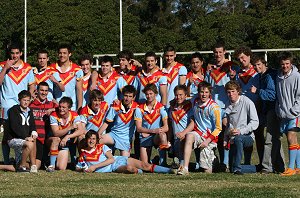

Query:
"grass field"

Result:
[[0, 135, 300, 197]]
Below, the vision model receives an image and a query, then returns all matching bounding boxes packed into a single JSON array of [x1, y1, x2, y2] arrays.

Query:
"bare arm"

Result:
[[135, 119, 158, 134], [51, 124, 74, 137], [0, 60, 14, 85], [179, 75, 187, 85], [90, 70, 98, 90], [49, 75, 65, 91], [97, 122, 109, 136], [76, 79, 83, 110], [159, 84, 168, 106]]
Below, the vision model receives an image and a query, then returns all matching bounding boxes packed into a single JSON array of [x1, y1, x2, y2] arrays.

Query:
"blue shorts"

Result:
[[280, 117, 300, 133], [140, 135, 154, 147], [109, 133, 130, 152], [112, 156, 128, 171]]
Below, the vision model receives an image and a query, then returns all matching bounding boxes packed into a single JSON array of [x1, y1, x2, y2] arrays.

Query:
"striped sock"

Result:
[[296, 145, 300, 169], [288, 144, 298, 169], [50, 149, 59, 167]]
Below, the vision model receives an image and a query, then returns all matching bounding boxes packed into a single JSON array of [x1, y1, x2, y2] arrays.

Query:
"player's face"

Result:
[[164, 51, 176, 64], [238, 53, 251, 68], [175, 90, 186, 105], [19, 96, 31, 110], [37, 85, 49, 101], [145, 56, 157, 70], [91, 98, 102, 111], [81, 59, 92, 75], [281, 59, 292, 75], [58, 48, 71, 63], [37, 53, 49, 69], [87, 134, 97, 149], [119, 58, 130, 70], [123, 92, 135, 106], [213, 47, 225, 63], [58, 102, 70, 116], [10, 49, 22, 63], [199, 87, 211, 103], [145, 90, 156, 103], [254, 60, 266, 74], [227, 89, 239, 103], [101, 61, 112, 76], [191, 57, 203, 73]]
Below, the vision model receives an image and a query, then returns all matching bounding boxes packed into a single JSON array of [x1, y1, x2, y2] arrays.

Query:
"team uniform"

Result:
[[95, 71, 127, 105], [186, 70, 205, 98], [105, 102, 138, 152], [134, 101, 168, 147], [30, 98, 57, 161], [0, 61, 35, 119], [162, 62, 187, 108], [82, 73, 91, 107], [237, 65, 260, 103], [50, 62, 83, 110], [190, 98, 222, 170], [135, 68, 167, 103], [115, 64, 139, 86], [80, 101, 109, 132], [168, 100, 193, 158], [33, 67, 61, 101]]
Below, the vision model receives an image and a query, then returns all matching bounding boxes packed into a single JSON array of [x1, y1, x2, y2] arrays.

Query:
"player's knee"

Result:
[[140, 161, 151, 170], [24, 141, 34, 150], [126, 165, 136, 173]]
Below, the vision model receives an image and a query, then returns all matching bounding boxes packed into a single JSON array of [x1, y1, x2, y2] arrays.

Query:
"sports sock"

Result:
[[50, 149, 59, 167], [158, 149, 167, 166], [288, 144, 298, 169], [296, 144, 300, 169], [151, 164, 171, 173]]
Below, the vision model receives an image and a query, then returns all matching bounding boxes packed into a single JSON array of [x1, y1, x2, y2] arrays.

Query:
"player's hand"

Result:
[[223, 141, 228, 147], [90, 83, 97, 91], [250, 85, 257, 94], [112, 99, 120, 106], [199, 139, 210, 148], [229, 67, 236, 79], [230, 128, 240, 136], [176, 132, 185, 141], [45, 108, 54, 116], [85, 165, 96, 173], [141, 133, 150, 138], [4, 59, 15, 70], [60, 137, 68, 147], [25, 137, 35, 142], [130, 59, 142, 67]]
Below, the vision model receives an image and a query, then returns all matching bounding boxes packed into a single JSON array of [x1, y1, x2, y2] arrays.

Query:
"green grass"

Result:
[[0, 134, 300, 197]]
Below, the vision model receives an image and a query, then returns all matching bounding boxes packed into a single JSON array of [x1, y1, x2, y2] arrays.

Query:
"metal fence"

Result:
[[92, 48, 300, 70]]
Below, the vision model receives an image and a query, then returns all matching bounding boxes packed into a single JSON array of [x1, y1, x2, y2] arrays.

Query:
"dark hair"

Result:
[[101, 55, 114, 66], [190, 52, 204, 62], [59, 97, 73, 108], [143, 83, 158, 95], [145, 51, 157, 60], [117, 50, 134, 61], [58, 44, 72, 53], [122, 85, 137, 97], [9, 43, 22, 52], [225, 80, 242, 94], [18, 90, 31, 100], [251, 55, 267, 66], [174, 85, 188, 95], [234, 46, 252, 58], [213, 42, 226, 51], [197, 81, 213, 93], [164, 45, 176, 54], [37, 82, 49, 90], [279, 52, 293, 63], [37, 49, 49, 57], [85, 130, 99, 142], [89, 89, 104, 101], [79, 54, 93, 65]]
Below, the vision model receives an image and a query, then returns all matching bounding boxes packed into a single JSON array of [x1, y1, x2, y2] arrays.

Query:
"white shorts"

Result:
[[8, 138, 26, 165], [188, 131, 217, 170]]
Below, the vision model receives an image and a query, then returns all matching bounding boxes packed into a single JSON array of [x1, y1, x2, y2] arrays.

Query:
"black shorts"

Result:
[[36, 140, 44, 161]]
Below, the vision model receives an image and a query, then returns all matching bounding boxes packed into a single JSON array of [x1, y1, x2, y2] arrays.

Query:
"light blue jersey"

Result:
[[237, 66, 259, 103]]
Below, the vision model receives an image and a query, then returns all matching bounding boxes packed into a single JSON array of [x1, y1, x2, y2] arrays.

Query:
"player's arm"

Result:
[[90, 70, 98, 90], [28, 82, 36, 98], [177, 119, 194, 138], [76, 79, 83, 110], [49, 75, 65, 92], [64, 122, 85, 139], [159, 84, 167, 106], [135, 119, 158, 134], [179, 75, 186, 85], [85, 150, 115, 173], [179, 66, 187, 85], [160, 117, 169, 133], [51, 124, 74, 137], [0, 60, 14, 85], [97, 122, 109, 136]]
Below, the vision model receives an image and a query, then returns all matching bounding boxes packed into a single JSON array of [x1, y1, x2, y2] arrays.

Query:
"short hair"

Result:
[[225, 80, 242, 94], [213, 42, 226, 51], [190, 52, 204, 62], [145, 51, 157, 60], [85, 130, 99, 142], [89, 89, 104, 101], [101, 55, 114, 66], [37, 82, 49, 90], [59, 97, 73, 108], [18, 90, 31, 100], [9, 43, 22, 52], [234, 46, 252, 58], [117, 50, 134, 61], [58, 44, 72, 53], [79, 54, 93, 65], [251, 55, 267, 66], [37, 49, 49, 57], [122, 85, 137, 97], [143, 83, 158, 95], [279, 52, 293, 63], [164, 45, 176, 53], [174, 85, 188, 95], [197, 81, 212, 93]]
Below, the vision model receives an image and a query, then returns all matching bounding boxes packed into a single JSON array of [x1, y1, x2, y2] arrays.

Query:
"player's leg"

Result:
[[127, 158, 172, 173], [20, 140, 35, 168], [46, 137, 61, 171], [154, 133, 168, 166], [56, 149, 69, 170], [178, 132, 196, 175], [120, 150, 130, 157], [29, 139, 37, 173], [35, 140, 44, 170], [99, 134, 115, 145]]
